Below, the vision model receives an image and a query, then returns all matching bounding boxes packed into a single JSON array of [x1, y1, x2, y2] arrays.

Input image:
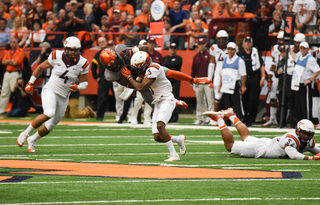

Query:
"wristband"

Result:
[[127, 75, 132, 80], [29, 76, 37, 84], [308, 156, 313, 160], [77, 81, 88, 91]]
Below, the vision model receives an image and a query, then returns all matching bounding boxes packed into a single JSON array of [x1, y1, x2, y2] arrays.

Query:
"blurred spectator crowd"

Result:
[[2, 0, 320, 128]]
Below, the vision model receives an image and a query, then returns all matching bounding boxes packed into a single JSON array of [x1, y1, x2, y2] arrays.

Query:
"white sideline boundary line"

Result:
[[2, 178, 320, 185], [1, 197, 320, 205]]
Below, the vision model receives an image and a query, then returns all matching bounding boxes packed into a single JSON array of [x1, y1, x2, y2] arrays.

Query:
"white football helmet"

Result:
[[277, 31, 284, 39], [277, 31, 284, 45], [294, 33, 306, 43], [216, 30, 229, 47], [130, 51, 151, 76], [296, 119, 315, 142], [64, 36, 81, 61]]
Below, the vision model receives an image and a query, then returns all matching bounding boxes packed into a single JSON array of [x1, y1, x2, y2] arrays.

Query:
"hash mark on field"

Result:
[[1, 197, 320, 204], [271, 169, 311, 172], [36, 159, 73, 161]]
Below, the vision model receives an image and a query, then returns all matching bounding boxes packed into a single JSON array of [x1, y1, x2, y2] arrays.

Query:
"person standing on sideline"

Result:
[[219, 42, 246, 121], [191, 38, 214, 125], [208, 30, 229, 113], [16, 36, 90, 152], [289, 42, 320, 125], [123, 51, 187, 161], [163, 43, 183, 123], [91, 37, 114, 121], [237, 36, 265, 127], [0, 37, 25, 115], [165, 0, 188, 50]]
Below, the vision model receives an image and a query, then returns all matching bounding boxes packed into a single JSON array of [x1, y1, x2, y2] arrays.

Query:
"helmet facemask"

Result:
[[65, 47, 80, 62]]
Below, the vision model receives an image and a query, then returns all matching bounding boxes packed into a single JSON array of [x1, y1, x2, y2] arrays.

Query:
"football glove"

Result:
[[121, 67, 132, 79], [25, 83, 34, 95], [192, 77, 211, 85], [69, 83, 79, 92], [313, 153, 320, 160]]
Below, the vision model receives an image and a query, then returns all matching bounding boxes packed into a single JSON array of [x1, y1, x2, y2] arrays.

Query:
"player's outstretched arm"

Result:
[[285, 145, 320, 160], [165, 68, 211, 84]]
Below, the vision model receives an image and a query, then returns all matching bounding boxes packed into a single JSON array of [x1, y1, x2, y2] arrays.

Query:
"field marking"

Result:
[[82, 160, 119, 163], [271, 169, 311, 172], [1, 197, 320, 205], [2, 178, 320, 185], [36, 159, 73, 161]]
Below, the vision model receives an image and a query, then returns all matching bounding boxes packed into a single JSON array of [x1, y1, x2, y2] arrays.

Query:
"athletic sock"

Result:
[[270, 106, 277, 120], [28, 131, 42, 141], [217, 118, 227, 130], [165, 140, 177, 154], [229, 115, 240, 125], [170, 135, 179, 143], [25, 124, 35, 135]]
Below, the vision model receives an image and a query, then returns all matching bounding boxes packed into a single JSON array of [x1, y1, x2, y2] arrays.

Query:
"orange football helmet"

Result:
[[100, 48, 121, 72]]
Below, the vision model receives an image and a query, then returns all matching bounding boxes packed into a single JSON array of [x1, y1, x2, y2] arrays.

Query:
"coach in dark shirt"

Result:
[[146, 37, 164, 65], [163, 43, 183, 123]]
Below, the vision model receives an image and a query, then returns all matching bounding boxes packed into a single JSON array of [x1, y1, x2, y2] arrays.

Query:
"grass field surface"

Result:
[[1, 115, 320, 205]]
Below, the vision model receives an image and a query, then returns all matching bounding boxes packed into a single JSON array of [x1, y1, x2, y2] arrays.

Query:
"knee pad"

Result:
[[44, 122, 55, 132], [270, 98, 277, 106], [43, 108, 55, 118]]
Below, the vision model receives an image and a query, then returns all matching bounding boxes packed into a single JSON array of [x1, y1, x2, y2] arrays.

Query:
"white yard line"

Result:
[[1, 197, 320, 205]]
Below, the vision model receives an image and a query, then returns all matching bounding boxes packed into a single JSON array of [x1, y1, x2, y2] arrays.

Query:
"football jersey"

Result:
[[271, 44, 281, 62], [258, 132, 316, 158], [46, 50, 89, 98], [209, 44, 228, 74], [145, 63, 173, 101]]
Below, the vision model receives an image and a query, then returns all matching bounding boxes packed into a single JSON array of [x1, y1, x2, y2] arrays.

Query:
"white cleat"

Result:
[[262, 119, 278, 127], [202, 108, 235, 120], [209, 120, 218, 126], [27, 138, 36, 152], [193, 120, 203, 125], [164, 153, 180, 162], [17, 132, 29, 147], [177, 135, 186, 155]]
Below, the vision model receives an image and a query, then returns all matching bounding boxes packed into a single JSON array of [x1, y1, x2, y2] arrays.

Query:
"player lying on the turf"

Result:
[[203, 108, 320, 160]]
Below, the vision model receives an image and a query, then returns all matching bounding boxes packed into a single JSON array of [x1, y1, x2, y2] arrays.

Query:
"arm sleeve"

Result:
[[208, 63, 215, 79], [91, 54, 99, 80], [284, 146, 305, 160]]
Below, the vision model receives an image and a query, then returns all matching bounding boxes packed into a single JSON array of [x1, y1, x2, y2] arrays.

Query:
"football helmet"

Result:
[[100, 48, 121, 72], [130, 51, 151, 76], [296, 119, 315, 143], [216, 30, 229, 47], [277, 30, 284, 45], [294, 33, 306, 43], [64, 36, 81, 62]]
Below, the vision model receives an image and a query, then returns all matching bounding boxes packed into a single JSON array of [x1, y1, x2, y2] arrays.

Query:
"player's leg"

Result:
[[152, 99, 181, 161], [202, 110, 234, 151], [213, 73, 222, 111], [17, 87, 54, 147], [27, 94, 69, 152], [262, 78, 278, 127]]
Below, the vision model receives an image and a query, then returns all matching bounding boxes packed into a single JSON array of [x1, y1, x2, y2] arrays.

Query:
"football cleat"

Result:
[[27, 138, 36, 152], [164, 153, 180, 162], [209, 120, 218, 126], [176, 100, 188, 109], [17, 132, 29, 147], [262, 119, 278, 127], [177, 135, 186, 155], [192, 77, 211, 85], [202, 108, 235, 120], [193, 120, 203, 125]]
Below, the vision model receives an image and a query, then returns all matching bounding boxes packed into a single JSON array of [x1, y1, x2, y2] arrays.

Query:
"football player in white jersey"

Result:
[[123, 51, 186, 162], [208, 30, 229, 112], [16, 36, 90, 152], [203, 108, 320, 160]]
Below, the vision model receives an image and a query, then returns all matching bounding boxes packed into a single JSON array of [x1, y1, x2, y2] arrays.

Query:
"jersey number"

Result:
[[59, 71, 69, 84], [218, 54, 224, 62]]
